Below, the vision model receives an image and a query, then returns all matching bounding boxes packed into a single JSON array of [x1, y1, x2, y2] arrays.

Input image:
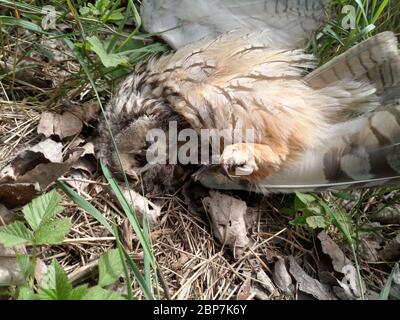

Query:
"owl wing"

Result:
[[154, 30, 316, 133], [194, 32, 400, 193], [141, 0, 329, 49]]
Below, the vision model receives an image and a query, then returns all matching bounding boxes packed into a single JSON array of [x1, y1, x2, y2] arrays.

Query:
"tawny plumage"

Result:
[[96, 0, 400, 194]]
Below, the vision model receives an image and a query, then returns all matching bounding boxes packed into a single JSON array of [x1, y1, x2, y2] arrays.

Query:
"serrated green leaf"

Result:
[[322, 203, 354, 244], [289, 216, 307, 226], [87, 36, 128, 68], [69, 284, 89, 300], [79, 6, 91, 16], [22, 190, 64, 231], [16, 253, 32, 280], [295, 192, 316, 206], [280, 208, 295, 216], [39, 259, 72, 300], [104, 10, 124, 22], [34, 218, 71, 245], [18, 286, 37, 300], [82, 286, 126, 300], [305, 216, 328, 229], [0, 221, 33, 247], [98, 249, 124, 287]]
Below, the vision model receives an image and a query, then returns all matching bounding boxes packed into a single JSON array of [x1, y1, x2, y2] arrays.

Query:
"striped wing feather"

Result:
[[141, 0, 329, 49]]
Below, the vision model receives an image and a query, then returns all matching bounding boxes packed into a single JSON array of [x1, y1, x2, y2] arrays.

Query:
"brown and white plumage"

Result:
[[141, 0, 329, 49], [96, 1, 400, 194]]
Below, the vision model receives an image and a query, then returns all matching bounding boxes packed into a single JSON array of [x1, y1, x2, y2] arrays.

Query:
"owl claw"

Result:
[[221, 164, 234, 181], [219, 143, 258, 178]]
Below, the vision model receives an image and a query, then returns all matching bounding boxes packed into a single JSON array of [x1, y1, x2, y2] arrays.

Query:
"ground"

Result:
[[0, 0, 399, 300]]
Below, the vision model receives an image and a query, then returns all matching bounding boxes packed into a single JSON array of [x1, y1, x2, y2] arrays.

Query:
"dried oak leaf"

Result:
[[64, 100, 99, 123], [273, 257, 294, 295], [203, 191, 249, 258], [0, 139, 83, 208], [37, 111, 83, 139], [288, 256, 336, 300], [318, 231, 351, 273]]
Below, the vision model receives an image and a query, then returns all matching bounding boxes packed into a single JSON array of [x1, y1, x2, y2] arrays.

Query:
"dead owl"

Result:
[[96, 0, 400, 194]]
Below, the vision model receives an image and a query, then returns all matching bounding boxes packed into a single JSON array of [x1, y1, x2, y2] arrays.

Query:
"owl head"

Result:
[[96, 115, 154, 180]]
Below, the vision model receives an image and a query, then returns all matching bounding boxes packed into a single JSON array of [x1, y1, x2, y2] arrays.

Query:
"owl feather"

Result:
[[97, 1, 400, 194]]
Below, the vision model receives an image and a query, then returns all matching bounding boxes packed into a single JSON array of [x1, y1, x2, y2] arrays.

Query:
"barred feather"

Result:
[[141, 0, 329, 49], [98, 3, 400, 194], [194, 32, 400, 193]]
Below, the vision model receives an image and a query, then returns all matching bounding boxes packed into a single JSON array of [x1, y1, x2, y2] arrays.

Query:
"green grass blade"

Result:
[[57, 182, 115, 236], [379, 263, 399, 300], [117, 240, 154, 300], [100, 162, 156, 269]]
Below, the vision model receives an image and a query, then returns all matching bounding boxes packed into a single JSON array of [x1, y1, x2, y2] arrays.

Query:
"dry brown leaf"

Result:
[[34, 258, 48, 285], [0, 245, 25, 286], [203, 191, 249, 258], [237, 277, 252, 300], [64, 101, 99, 123], [359, 237, 381, 262], [117, 186, 162, 227], [0, 204, 17, 226], [256, 269, 277, 295], [37, 111, 83, 139], [372, 206, 400, 225], [0, 139, 84, 208], [273, 257, 294, 295], [380, 233, 400, 261], [288, 256, 336, 300], [318, 231, 351, 273], [249, 258, 277, 295], [121, 218, 134, 252]]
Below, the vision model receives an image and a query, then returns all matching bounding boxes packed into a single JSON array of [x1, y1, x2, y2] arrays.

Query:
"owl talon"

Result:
[[220, 143, 258, 178], [221, 164, 234, 181]]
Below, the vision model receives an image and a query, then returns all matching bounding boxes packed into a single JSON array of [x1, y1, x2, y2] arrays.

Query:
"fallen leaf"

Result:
[[0, 139, 84, 208], [252, 287, 269, 300], [37, 111, 83, 139], [380, 232, 400, 261], [0, 245, 25, 286], [203, 191, 249, 258], [273, 257, 294, 295], [117, 186, 162, 227], [63, 100, 99, 123], [256, 269, 277, 296], [359, 237, 381, 262], [372, 206, 400, 225], [288, 256, 336, 300], [336, 264, 365, 299], [121, 218, 134, 252], [318, 231, 351, 273], [249, 258, 277, 296], [34, 258, 48, 285], [237, 277, 252, 300], [0, 204, 17, 226]]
